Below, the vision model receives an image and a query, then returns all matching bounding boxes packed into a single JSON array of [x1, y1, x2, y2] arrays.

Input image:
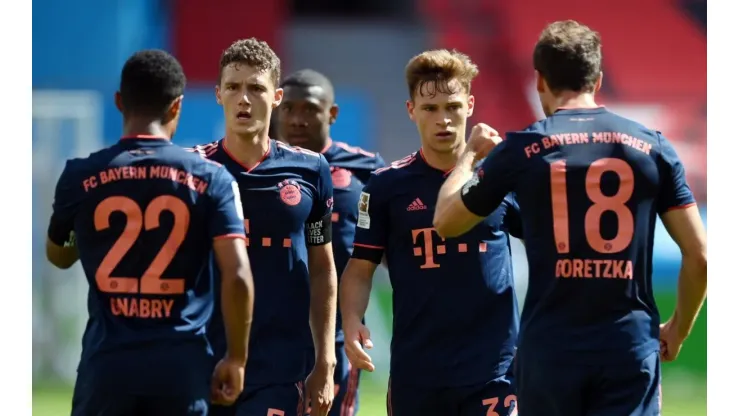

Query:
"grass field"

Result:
[[33, 292, 706, 415], [33, 371, 706, 415]]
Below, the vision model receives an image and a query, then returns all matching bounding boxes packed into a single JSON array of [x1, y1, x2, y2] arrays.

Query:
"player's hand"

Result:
[[305, 365, 335, 416], [343, 322, 375, 372], [465, 123, 502, 162], [659, 317, 686, 362], [210, 357, 245, 406]]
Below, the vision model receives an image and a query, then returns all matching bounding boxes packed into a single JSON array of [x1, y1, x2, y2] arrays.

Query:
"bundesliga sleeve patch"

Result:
[[231, 181, 244, 220], [462, 169, 483, 196], [357, 192, 371, 229], [306, 213, 333, 245]]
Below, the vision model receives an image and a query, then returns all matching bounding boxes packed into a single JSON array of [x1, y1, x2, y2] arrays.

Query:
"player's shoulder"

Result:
[[502, 118, 549, 147], [326, 140, 383, 169], [274, 140, 326, 167], [61, 142, 126, 179], [186, 140, 221, 159], [367, 151, 419, 183]]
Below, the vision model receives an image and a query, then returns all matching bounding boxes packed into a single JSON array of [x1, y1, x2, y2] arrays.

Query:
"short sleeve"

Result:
[[656, 133, 696, 213], [208, 167, 247, 240], [351, 174, 389, 264], [460, 138, 521, 218], [374, 154, 387, 171], [502, 193, 524, 239], [305, 154, 334, 246], [47, 161, 82, 246]]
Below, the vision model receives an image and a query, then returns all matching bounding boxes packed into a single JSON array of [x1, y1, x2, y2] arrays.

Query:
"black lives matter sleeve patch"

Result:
[[305, 213, 333, 246]]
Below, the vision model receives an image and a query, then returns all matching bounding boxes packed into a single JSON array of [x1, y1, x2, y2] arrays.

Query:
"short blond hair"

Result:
[[405, 49, 479, 100]]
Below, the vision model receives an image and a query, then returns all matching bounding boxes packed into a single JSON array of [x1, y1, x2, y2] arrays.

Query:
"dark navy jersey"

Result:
[[460, 107, 697, 365], [321, 139, 385, 343], [47, 136, 246, 394], [191, 138, 334, 385], [351, 149, 522, 387]]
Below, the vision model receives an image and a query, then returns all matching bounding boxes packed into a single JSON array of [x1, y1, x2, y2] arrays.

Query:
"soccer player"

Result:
[[276, 69, 386, 416], [45, 50, 254, 416], [340, 49, 522, 416], [190, 39, 337, 416], [433, 20, 708, 416]]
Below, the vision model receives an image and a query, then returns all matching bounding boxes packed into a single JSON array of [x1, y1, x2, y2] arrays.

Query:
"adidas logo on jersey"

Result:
[[407, 198, 427, 211]]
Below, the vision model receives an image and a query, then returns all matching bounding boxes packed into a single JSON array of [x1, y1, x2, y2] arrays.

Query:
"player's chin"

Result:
[[229, 122, 260, 136], [429, 138, 459, 152]]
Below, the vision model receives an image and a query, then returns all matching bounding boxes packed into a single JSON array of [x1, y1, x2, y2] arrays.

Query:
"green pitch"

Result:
[[32, 374, 706, 416]]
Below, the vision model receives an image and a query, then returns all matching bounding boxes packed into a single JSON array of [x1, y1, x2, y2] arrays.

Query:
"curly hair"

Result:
[[119, 49, 186, 118], [219, 38, 281, 87]]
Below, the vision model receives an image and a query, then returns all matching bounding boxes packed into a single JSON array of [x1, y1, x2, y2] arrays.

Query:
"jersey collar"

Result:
[[221, 137, 273, 173], [418, 148, 455, 176]]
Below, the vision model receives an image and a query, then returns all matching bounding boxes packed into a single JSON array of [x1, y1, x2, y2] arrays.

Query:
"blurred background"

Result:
[[32, 0, 707, 414]]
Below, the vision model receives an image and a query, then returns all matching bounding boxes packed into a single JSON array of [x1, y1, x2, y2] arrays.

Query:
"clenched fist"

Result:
[[465, 123, 502, 162]]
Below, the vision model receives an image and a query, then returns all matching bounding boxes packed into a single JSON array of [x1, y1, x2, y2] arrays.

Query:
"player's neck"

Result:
[[299, 137, 331, 153], [420, 141, 465, 172], [223, 131, 271, 168], [122, 120, 171, 139], [551, 92, 599, 111]]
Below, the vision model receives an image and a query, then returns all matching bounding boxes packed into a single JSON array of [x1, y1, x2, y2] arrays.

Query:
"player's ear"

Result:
[[329, 104, 339, 125], [466, 94, 475, 117], [114, 92, 124, 113], [272, 88, 284, 108], [406, 100, 416, 122], [167, 95, 184, 121], [594, 72, 603, 94], [215, 85, 223, 105], [535, 71, 546, 94]]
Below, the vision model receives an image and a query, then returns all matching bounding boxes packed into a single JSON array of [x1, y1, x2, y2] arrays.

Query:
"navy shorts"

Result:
[[516, 349, 661, 416], [71, 352, 211, 416], [387, 373, 517, 416], [210, 382, 306, 416], [71, 375, 209, 416]]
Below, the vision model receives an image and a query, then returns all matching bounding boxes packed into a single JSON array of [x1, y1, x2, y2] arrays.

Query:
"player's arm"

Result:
[[340, 175, 388, 371], [306, 155, 338, 370], [657, 135, 707, 341], [209, 169, 254, 366], [661, 206, 706, 340], [503, 193, 524, 241], [435, 137, 518, 238], [46, 161, 81, 269]]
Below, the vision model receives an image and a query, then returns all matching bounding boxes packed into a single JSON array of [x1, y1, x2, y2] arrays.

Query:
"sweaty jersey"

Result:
[[191, 138, 334, 385], [321, 139, 385, 343], [352, 149, 522, 387], [47, 135, 246, 394], [460, 107, 696, 365]]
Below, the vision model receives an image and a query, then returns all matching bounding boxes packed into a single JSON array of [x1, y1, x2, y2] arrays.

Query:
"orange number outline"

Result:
[[482, 394, 517, 416], [550, 158, 635, 254], [94, 195, 189, 294]]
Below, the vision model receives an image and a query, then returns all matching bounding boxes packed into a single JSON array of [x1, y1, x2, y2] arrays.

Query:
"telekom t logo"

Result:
[[411, 227, 490, 269], [411, 228, 445, 269]]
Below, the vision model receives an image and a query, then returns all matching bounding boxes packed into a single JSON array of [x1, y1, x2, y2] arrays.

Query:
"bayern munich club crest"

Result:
[[278, 179, 302, 206]]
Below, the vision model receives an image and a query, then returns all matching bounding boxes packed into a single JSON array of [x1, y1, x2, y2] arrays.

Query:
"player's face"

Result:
[[407, 80, 474, 154], [277, 85, 338, 152], [216, 63, 283, 138]]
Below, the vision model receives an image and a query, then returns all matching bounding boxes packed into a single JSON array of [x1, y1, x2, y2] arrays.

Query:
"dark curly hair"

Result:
[[119, 49, 186, 119], [533, 20, 602, 93], [218, 38, 281, 87]]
